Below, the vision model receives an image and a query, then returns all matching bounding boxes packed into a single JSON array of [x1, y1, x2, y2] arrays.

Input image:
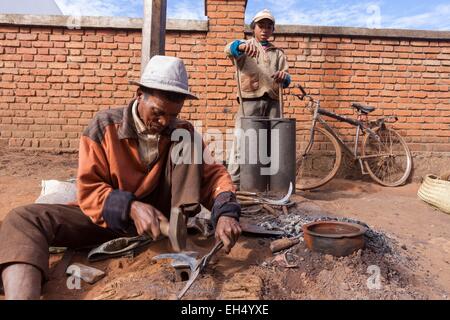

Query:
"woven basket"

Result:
[[440, 171, 450, 182], [417, 174, 450, 214]]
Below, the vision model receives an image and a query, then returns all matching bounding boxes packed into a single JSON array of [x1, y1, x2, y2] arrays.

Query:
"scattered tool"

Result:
[[152, 252, 199, 282], [187, 216, 214, 238], [240, 221, 285, 237], [88, 234, 151, 261], [186, 216, 284, 238], [159, 207, 187, 252], [154, 242, 224, 299], [237, 182, 293, 206], [66, 262, 105, 284], [88, 207, 188, 261], [177, 241, 224, 300]]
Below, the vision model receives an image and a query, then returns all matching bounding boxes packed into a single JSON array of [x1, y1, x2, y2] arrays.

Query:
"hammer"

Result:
[[158, 207, 187, 252]]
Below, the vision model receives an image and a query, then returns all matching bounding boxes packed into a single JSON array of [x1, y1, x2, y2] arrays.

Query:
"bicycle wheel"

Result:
[[296, 127, 342, 190], [362, 127, 412, 187]]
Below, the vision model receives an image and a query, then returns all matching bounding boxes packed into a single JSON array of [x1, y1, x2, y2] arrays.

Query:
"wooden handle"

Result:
[[270, 237, 300, 253], [159, 220, 170, 237], [279, 83, 284, 118]]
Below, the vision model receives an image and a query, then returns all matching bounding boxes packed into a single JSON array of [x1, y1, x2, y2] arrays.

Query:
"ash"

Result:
[[257, 211, 394, 255]]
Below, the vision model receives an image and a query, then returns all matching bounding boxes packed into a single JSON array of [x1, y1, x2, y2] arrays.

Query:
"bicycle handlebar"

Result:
[[297, 83, 307, 96], [292, 83, 310, 102]]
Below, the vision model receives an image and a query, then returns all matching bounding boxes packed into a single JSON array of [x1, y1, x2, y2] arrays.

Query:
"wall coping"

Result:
[[0, 14, 208, 32], [246, 24, 450, 40], [0, 14, 449, 40]]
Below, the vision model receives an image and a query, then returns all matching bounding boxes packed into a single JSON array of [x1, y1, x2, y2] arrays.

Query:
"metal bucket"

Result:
[[240, 117, 270, 192], [239, 117, 296, 194]]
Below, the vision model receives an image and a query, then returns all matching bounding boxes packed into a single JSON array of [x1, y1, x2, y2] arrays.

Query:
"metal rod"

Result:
[[354, 125, 361, 157], [279, 83, 284, 118]]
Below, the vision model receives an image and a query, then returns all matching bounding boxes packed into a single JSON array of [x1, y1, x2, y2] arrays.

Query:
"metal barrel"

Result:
[[240, 117, 270, 192], [269, 118, 296, 194]]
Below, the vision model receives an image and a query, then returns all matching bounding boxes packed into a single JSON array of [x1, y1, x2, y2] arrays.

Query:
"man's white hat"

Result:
[[130, 55, 197, 100], [251, 9, 275, 25]]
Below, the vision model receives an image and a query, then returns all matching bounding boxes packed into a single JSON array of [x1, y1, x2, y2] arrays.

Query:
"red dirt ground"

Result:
[[0, 149, 449, 300]]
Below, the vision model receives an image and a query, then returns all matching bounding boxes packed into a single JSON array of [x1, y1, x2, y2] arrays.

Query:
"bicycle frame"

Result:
[[303, 98, 389, 175]]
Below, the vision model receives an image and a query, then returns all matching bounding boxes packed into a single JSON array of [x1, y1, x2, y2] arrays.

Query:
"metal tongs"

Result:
[[177, 241, 224, 299]]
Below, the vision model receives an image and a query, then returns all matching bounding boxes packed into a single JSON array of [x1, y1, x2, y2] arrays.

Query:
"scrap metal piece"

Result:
[[66, 262, 105, 284], [240, 221, 284, 237], [87, 235, 151, 262], [177, 241, 224, 300], [152, 252, 198, 271], [263, 182, 293, 205], [271, 252, 299, 268], [187, 217, 214, 238], [237, 182, 293, 206], [152, 252, 199, 282]]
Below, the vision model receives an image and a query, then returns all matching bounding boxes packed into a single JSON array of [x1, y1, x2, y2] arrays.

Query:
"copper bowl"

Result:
[[302, 221, 367, 257]]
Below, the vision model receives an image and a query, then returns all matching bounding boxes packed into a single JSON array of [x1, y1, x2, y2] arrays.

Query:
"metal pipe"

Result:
[[278, 83, 284, 118], [354, 125, 361, 157]]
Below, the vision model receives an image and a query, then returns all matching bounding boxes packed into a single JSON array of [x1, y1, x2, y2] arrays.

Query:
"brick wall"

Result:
[[278, 35, 450, 154], [1, 0, 449, 176], [1, 26, 138, 149]]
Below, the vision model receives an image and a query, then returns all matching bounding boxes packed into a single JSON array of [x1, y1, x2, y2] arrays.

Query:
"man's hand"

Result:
[[238, 43, 258, 58], [272, 71, 289, 83], [129, 201, 169, 240], [215, 216, 242, 254]]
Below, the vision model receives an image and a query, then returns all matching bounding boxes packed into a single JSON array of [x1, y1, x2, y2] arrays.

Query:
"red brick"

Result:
[[0, 40, 20, 47], [17, 33, 38, 41], [32, 41, 53, 48], [66, 42, 85, 49], [47, 76, 68, 83]]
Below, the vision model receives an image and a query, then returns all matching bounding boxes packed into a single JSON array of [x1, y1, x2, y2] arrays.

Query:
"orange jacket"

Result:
[[76, 100, 236, 230]]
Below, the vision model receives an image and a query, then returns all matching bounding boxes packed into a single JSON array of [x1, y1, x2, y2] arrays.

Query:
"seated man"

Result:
[[0, 55, 241, 300]]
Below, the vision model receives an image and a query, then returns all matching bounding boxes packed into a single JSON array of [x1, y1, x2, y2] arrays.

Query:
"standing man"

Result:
[[0, 56, 241, 300], [225, 9, 291, 189]]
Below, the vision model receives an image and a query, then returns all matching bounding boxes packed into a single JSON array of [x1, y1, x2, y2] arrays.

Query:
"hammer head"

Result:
[[168, 207, 187, 252]]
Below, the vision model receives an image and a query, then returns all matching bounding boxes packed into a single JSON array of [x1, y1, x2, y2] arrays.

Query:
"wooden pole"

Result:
[[141, 0, 167, 73]]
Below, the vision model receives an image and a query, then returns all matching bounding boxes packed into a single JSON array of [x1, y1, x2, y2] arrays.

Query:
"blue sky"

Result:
[[53, 0, 450, 30]]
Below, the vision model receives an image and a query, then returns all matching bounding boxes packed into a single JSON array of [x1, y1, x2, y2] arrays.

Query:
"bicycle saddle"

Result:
[[351, 102, 375, 114]]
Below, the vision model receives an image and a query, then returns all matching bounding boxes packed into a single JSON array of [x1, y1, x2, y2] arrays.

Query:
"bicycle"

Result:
[[293, 84, 412, 190]]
